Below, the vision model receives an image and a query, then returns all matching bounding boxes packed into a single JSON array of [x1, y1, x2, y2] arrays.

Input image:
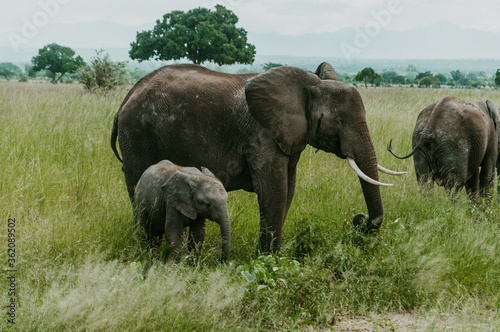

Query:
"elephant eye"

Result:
[[197, 199, 211, 208]]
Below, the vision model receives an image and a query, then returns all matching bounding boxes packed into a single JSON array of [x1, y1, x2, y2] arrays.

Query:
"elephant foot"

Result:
[[352, 213, 381, 233]]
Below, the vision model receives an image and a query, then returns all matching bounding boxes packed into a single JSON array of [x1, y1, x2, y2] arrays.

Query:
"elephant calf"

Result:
[[388, 96, 500, 198], [134, 160, 231, 261]]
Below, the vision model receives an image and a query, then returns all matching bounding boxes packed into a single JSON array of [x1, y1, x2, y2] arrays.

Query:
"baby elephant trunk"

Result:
[[218, 210, 231, 262]]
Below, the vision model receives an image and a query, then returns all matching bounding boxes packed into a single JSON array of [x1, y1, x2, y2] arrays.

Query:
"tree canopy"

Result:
[[32, 43, 85, 84], [354, 67, 381, 88], [495, 69, 500, 87], [130, 5, 256, 66], [450, 70, 463, 83], [77, 50, 128, 92], [0, 63, 22, 80]]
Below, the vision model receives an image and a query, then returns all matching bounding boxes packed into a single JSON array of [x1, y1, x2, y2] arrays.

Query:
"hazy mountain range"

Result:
[[1, 21, 499, 74]]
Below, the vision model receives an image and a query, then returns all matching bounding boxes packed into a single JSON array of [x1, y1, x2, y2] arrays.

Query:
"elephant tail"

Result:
[[387, 139, 418, 160], [110, 114, 123, 163]]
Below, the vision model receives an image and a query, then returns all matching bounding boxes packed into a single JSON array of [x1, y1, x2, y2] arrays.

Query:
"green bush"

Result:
[[77, 50, 128, 92]]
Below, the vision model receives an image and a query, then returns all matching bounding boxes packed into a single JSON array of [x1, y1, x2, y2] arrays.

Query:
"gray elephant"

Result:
[[388, 96, 500, 198], [134, 160, 231, 261], [112, 62, 402, 253]]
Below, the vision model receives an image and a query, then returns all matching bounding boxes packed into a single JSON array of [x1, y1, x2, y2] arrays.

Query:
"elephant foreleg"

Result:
[[284, 154, 301, 217], [165, 211, 186, 261], [188, 217, 206, 255], [252, 156, 290, 253]]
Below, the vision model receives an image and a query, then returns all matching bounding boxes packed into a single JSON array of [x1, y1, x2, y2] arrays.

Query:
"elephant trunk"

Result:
[[348, 129, 384, 231], [218, 210, 231, 262]]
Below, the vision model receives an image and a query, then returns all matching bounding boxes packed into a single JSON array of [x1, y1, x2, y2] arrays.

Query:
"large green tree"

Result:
[[354, 67, 380, 88], [0, 63, 22, 80], [130, 5, 256, 65], [495, 69, 500, 87], [32, 43, 85, 84]]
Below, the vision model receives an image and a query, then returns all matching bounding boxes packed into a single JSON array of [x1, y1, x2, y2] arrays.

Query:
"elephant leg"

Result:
[[414, 156, 433, 191], [251, 156, 290, 253], [137, 209, 162, 248], [165, 212, 186, 261], [121, 136, 160, 201], [188, 217, 206, 255], [478, 158, 496, 198], [284, 154, 301, 217], [465, 170, 480, 199]]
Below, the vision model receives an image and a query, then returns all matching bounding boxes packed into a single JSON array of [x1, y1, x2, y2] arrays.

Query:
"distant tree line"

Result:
[[351, 66, 500, 89], [1, 4, 500, 91]]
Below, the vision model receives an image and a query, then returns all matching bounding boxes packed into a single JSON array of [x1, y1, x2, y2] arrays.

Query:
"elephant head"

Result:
[[245, 66, 395, 231], [161, 167, 231, 261], [315, 62, 338, 80], [486, 100, 500, 169]]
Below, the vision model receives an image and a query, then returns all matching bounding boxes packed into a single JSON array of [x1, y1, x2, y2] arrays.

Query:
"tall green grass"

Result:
[[1, 83, 499, 331]]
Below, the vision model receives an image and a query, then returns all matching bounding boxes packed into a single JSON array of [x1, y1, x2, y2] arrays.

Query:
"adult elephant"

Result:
[[388, 96, 500, 198], [111, 62, 400, 252]]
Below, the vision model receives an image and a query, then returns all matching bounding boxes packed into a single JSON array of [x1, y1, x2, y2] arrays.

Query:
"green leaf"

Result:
[[256, 284, 268, 291], [241, 270, 256, 282]]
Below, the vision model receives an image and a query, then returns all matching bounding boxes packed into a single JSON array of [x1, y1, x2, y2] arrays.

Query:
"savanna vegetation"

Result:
[[1, 81, 499, 331]]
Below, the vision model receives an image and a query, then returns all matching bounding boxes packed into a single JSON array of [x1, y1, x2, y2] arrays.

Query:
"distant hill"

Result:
[[1, 21, 499, 75], [1, 48, 498, 76], [249, 22, 500, 60]]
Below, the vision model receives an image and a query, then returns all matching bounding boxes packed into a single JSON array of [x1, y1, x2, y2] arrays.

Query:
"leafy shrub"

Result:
[[291, 224, 327, 260], [77, 50, 128, 92], [235, 255, 336, 327]]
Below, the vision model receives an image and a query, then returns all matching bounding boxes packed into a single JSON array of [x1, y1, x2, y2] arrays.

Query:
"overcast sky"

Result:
[[1, 0, 500, 53]]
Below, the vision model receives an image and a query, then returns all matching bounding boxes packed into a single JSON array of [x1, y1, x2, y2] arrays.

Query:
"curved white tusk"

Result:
[[377, 164, 407, 176], [347, 157, 393, 187]]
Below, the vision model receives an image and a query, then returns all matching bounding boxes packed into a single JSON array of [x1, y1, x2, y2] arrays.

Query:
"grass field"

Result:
[[1, 81, 499, 331]]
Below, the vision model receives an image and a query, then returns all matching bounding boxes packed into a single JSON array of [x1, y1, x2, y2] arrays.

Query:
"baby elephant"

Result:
[[388, 96, 500, 198], [134, 160, 230, 261]]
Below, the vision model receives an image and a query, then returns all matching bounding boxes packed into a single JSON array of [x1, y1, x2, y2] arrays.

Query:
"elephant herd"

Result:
[[111, 62, 500, 261]]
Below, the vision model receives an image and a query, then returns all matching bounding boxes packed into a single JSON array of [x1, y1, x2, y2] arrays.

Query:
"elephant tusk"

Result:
[[347, 157, 393, 187], [377, 164, 407, 176]]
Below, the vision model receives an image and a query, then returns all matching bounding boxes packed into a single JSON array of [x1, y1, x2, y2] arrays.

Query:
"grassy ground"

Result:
[[1, 82, 499, 331]]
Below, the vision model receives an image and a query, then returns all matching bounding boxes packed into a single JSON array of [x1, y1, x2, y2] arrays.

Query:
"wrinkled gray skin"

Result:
[[134, 160, 230, 261], [112, 62, 385, 253], [388, 96, 500, 198]]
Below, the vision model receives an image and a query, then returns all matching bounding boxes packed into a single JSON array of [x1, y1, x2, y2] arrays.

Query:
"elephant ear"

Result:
[[200, 166, 217, 180], [486, 100, 499, 131], [245, 66, 321, 156], [161, 171, 197, 220], [315, 62, 337, 80]]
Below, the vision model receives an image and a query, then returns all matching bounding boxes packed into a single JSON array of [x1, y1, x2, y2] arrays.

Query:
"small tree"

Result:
[[0, 69, 15, 80], [419, 76, 437, 88], [381, 70, 398, 83], [392, 75, 406, 86], [354, 67, 378, 88], [77, 50, 128, 92], [0, 63, 22, 80], [416, 71, 433, 81], [130, 5, 255, 66], [32, 43, 84, 83], [495, 69, 500, 87], [451, 70, 463, 87], [434, 73, 447, 85]]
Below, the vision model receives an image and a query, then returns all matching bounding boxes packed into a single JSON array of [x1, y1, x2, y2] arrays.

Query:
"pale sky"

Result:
[[1, 0, 500, 53]]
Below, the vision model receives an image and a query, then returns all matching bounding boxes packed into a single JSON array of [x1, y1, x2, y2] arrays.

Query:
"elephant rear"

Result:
[[394, 96, 499, 197], [114, 64, 258, 200]]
